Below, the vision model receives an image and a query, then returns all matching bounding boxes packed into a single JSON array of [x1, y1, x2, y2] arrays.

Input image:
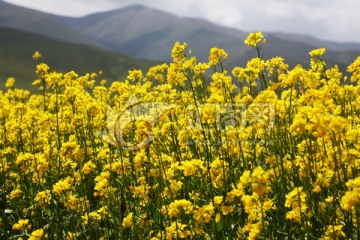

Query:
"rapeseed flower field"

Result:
[[0, 32, 359, 239]]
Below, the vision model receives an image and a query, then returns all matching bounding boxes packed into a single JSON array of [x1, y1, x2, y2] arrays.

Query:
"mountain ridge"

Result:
[[0, 0, 98, 46], [55, 4, 247, 61], [54, 4, 360, 72], [0, 1, 360, 84]]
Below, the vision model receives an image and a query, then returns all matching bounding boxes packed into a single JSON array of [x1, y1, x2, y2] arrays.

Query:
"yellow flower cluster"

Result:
[[1, 33, 360, 239], [244, 31, 266, 47], [29, 228, 45, 240], [341, 176, 360, 210], [5, 77, 15, 89], [208, 47, 228, 66], [285, 187, 308, 223], [12, 219, 29, 231]]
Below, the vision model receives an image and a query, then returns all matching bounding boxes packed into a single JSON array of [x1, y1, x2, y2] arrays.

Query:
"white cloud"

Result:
[[4, 0, 119, 16], [182, 0, 244, 27]]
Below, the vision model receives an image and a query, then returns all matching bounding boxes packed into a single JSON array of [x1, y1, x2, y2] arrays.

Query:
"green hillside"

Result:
[[0, 27, 158, 91]]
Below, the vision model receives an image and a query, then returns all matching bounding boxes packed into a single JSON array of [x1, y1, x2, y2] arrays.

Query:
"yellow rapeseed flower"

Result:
[[244, 32, 266, 47], [127, 69, 144, 82], [34, 190, 52, 207], [52, 177, 72, 195], [12, 219, 29, 230], [220, 205, 233, 215], [309, 48, 326, 58], [29, 228, 45, 240], [285, 187, 308, 223], [165, 199, 193, 218], [7, 188, 22, 200], [122, 212, 134, 228], [171, 42, 187, 62], [193, 203, 214, 224], [32, 51, 42, 60], [36, 63, 49, 78], [5, 77, 15, 88], [341, 176, 360, 210], [208, 47, 228, 66]]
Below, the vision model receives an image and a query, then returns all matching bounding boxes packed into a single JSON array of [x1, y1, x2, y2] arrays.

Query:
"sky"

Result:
[[3, 0, 360, 43]]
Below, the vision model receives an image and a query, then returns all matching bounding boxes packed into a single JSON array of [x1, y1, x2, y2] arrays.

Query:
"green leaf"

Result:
[[216, 221, 223, 232]]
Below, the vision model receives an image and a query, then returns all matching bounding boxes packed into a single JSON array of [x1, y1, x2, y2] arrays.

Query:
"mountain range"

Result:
[[55, 5, 360, 67], [1, 0, 360, 90]]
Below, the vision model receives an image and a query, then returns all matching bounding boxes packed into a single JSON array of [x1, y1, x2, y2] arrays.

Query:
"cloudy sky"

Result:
[[3, 0, 360, 43]]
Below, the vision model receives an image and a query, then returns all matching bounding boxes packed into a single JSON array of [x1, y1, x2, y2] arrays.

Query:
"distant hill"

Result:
[[1, 0, 360, 87], [55, 4, 248, 62], [0, 27, 158, 91], [0, 0, 97, 46], [55, 4, 360, 71], [270, 32, 360, 52]]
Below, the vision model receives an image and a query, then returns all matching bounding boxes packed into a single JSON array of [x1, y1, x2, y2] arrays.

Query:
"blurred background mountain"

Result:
[[1, 0, 359, 90]]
